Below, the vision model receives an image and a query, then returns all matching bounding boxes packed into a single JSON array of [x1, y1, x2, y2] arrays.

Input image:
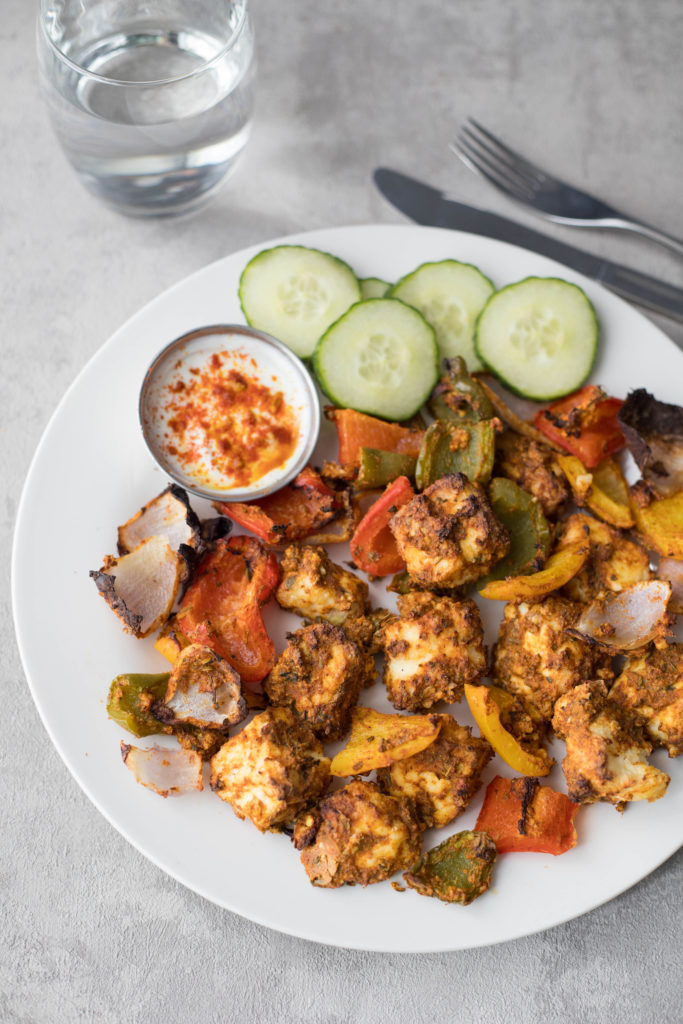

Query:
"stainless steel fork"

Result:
[[451, 118, 683, 257]]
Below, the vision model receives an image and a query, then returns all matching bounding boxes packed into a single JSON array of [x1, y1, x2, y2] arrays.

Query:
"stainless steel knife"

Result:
[[374, 168, 683, 324]]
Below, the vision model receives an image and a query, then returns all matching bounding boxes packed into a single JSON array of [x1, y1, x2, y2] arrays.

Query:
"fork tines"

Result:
[[451, 117, 543, 201]]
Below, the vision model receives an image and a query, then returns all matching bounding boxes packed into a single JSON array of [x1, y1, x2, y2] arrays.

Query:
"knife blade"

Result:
[[374, 168, 683, 324]]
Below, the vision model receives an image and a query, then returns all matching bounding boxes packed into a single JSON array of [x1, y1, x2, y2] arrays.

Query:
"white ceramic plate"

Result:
[[12, 225, 683, 952]]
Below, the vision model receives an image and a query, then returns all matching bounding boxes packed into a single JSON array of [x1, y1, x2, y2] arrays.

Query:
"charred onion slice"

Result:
[[117, 484, 202, 581], [618, 389, 683, 496], [91, 535, 182, 638], [120, 741, 203, 797], [658, 558, 683, 614], [568, 580, 673, 651], [477, 378, 565, 453], [157, 643, 247, 730]]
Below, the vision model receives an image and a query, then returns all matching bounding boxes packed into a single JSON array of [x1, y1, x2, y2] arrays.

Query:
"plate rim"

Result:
[[12, 222, 683, 952]]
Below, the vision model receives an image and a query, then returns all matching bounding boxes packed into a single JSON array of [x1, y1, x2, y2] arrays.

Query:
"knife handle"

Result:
[[597, 263, 683, 324]]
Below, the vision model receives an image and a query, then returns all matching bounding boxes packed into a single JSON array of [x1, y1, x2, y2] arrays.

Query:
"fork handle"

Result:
[[601, 217, 683, 258]]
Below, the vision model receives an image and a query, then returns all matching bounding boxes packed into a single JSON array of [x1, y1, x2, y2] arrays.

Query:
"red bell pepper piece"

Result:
[[533, 386, 625, 469], [475, 776, 579, 855], [215, 466, 339, 545], [328, 408, 424, 467], [174, 535, 280, 688], [350, 476, 414, 576]]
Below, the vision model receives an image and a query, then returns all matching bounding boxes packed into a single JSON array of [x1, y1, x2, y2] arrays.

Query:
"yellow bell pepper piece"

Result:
[[464, 684, 553, 776], [631, 489, 683, 559], [557, 454, 634, 529], [479, 542, 588, 601]]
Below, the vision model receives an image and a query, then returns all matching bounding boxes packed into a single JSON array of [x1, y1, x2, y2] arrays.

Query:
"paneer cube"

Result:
[[556, 512, 651, 604], [609, 643, 683, 757], [275, 544, 368, 624]]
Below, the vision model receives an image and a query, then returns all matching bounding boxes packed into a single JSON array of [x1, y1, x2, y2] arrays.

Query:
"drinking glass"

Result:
[[37, 0, 255, 216]]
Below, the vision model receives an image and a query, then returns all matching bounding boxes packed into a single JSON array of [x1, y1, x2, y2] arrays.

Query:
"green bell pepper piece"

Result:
[[357, 447, 417, 489], [404, 830, 497, 905], [107, 672, 170, 737], [428, 356, 494, 425], [480, 477, 551, 585], [415, 419, 495, 490]]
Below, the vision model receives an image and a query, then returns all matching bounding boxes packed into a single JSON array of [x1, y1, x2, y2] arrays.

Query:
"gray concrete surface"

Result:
[[3, 1, 682, 1021]]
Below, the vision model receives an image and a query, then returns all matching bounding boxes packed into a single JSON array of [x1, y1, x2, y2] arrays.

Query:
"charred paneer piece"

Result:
[[376, 714, 492, 829], [609, 644, 683, 757], [552, 680, 670, 806], [380, 592, 487, 711], [275, 544, 368, 625], [209, 707, 330, 832], [298, 780, 422, 887], [390, 473, 510, 589], [342, 607, 397, 656], [493, 597, 613, 724], [265, 622, 375, 741], [495, 431, 569, 518], [556, 512, 652, 604]]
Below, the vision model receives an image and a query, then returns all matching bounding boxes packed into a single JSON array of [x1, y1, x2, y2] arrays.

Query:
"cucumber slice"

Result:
[[239, 245, 361, 358], [313, 298, 439, 421], [474, 277, 598, 401], [360, 277, 391, 299], [390, 260, 494, 372]]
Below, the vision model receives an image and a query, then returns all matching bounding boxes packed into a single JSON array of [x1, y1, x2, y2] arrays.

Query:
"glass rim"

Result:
[[38, 0, 248, 87]]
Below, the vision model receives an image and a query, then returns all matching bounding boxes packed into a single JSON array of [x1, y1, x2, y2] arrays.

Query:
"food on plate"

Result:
[[155, 643, 247, 730], [478, 541, 588, 602], [658, 557, 683, 613], [120, 742, 203, 797], [389, 259, 495, 372], [329, 706, 441, 777], [568, 581, 673, 652], [555, 512, 652, 604], [618, 388, 683, 497], [479, 477, 551, 583], [403, 830, 497, 904], [265, 622, 374, 740], [107, 672, 171, 738], [350, 475, 414, 576], [275, 543, 368, 624], [239, 245, 361, 358], [117, 484, 202, 575], [428, 356, 494, 425], [556, 455, 633, 529], [533, 385, 624, 467], [214, 465, 341, 545], [609, 645, 683, 757], [359, 277, 390, 299], [376, 714, 492, 829], [415, 418, 496, 489], [495, 431, 569, 518], [340, 607, 397, 656], [298, 780, 422, 887], [313, 298, 439, 421], [464, 684, 553, 777], [356, 447, 418, 489], [209, 707, 331, 831], [379, 592, 487, 711], [390, 473, 510, 588], [160, 535, 280, 686], [552, 681, 670, 806], [629, 482, 683, 559], [492, 597, 613, 724], [474, 277, 599, 401], [326, 406, 424, 469], [475, 777, 578, 854], [91, 534, 184, 638], [477, 377, 565, 452]]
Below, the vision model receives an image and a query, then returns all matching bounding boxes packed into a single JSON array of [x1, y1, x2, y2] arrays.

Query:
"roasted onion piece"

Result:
[[618, 389, 683, 496], [156, 643, 247, 730], [568, 580, 673, 651], [91, 535, 183, 638], [120, 741, 203, 797], [658, 558, 683, 614]]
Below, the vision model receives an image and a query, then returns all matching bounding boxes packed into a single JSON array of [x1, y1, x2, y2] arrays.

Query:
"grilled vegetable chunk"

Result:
[[107, 672, 170, 737], [480, 477, 551, 584], [493, 597, 612, 724], [265, 623, 374, 740], [299, 780, 422, 887], [390, 473, 510, 588], [380, 592, 487, 711], [91, 535, 183, 638], [475, 777, 578, 854], [415, 419, 496, 490], [552, 681, 670, 806], [209, 707, 330, 831], [330, 707, 441, 777], [495, 431, 569, 518], [609, 644, 683, 757], [158, 643, 247, 730], [376, 714, 492, 828], [403, 831, 496, 905], [464, 684, 553, 777], [556, 512, 651, 604], [275, 544, 368, 625]]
